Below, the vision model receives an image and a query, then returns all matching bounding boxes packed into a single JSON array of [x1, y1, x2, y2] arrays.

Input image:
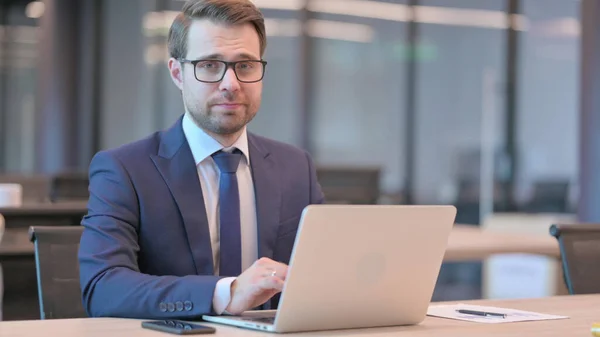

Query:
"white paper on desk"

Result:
[[427, 303, 568, 324]]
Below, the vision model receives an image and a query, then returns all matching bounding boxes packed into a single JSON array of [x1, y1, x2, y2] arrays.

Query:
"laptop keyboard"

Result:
[[242, 316, 275, 324]]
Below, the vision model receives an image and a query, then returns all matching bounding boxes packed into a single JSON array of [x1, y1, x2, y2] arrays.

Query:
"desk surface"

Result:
[[446, 225, 560, 261], [0, 295, 597, 337], [0, 223, 560, 259], [0, 201, 88, 256], [0, 201, 88, 217]]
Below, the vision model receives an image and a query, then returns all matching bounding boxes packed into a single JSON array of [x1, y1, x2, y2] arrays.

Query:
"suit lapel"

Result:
[[248, 134, 281, 260], [150, 117, 214, 275]]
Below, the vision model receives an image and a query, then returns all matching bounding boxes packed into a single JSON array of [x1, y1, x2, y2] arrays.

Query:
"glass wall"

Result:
[[0, 0, 583, 212], [248, 8, 305, 147], [414, 0, 508, 224], [308, 0, 408, 200], [100, 0, 162, 150], [0, 1, 39, 173], [516, 0, 580, 212]]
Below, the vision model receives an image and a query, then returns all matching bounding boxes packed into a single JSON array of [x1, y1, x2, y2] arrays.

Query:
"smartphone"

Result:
[[141, 320, 216, 335]]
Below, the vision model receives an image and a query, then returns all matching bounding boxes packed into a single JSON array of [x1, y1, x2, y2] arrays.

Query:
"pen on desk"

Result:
[[456, 309, 507, 318]]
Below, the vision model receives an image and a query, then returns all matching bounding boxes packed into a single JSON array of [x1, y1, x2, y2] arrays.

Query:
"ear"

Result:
[[168, 58, 184, 90]]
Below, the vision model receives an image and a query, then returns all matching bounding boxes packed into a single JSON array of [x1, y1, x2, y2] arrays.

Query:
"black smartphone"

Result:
[[141, 320, 216, 335]]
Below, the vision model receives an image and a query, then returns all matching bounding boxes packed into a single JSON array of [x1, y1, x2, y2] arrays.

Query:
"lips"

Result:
[[214, 103, 241, 107], [212, 102, 244, 108]]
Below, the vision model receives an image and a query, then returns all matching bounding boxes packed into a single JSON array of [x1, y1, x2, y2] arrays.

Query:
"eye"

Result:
[[198, 61, 219, 69], [238, 62, 253, 70]]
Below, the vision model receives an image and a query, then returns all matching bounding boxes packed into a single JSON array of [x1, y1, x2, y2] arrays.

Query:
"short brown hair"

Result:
[[168, 0, 267, 59]]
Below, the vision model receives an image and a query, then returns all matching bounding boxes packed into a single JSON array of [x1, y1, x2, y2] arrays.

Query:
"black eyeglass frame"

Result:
[[178, 58, 268, 83]]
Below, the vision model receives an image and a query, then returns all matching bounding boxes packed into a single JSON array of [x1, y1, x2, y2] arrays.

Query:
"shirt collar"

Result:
[[182, 112, 250, 166]]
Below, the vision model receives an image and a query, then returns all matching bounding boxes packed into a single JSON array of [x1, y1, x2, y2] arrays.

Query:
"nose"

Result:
[[218, 67, 241, 92]]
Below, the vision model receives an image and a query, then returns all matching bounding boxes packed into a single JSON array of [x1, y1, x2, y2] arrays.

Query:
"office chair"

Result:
[[549, 224, 600, 295], [525, 180, 570, 213], [28, 226, 86, 319], [49, 172, 89, 202], [316, 167, 380, 204]]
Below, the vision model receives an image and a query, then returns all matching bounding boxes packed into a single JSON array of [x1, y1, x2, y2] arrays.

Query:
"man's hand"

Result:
[[225, 257, 288, 315]]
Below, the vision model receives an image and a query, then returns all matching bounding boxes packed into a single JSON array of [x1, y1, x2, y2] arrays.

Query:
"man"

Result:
[[78, 0, 324, 319]]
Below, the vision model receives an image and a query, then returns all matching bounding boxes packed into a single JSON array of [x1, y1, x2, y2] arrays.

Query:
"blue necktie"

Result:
[[212, 149, 243, 277]]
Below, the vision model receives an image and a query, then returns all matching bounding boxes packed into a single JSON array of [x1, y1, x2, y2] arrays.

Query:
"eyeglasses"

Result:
[[178, 59, 267, 83]]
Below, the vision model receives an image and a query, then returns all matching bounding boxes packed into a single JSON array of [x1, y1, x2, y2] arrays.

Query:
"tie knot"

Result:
[[212, 149, 242, 174]]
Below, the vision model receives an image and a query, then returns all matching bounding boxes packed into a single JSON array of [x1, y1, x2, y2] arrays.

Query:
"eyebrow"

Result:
[[193, 53, 260, 61]]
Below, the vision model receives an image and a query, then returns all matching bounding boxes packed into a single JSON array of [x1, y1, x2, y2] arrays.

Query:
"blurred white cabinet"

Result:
[[482, 213, 573, 299]]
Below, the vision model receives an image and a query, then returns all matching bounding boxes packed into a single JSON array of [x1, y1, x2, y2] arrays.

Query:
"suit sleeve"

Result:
[[305, 151, 325, 204], [78, 150, 221, 319]]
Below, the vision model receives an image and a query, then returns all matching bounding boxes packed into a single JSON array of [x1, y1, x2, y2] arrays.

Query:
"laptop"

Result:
[[202, 204, 457, 333]]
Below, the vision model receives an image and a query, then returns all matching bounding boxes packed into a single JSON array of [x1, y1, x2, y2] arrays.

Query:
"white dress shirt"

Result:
[[182, 113, 258, 314]]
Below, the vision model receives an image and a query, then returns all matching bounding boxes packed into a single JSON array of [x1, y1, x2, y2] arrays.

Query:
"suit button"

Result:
[[167, 302, 175, 312], [184, 301, 193, 311], [175, 301, 184, 312], [159, 302, 167, 312]]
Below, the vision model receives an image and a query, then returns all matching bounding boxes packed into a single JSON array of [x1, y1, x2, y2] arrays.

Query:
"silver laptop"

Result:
[[202, 204, 456, 333]]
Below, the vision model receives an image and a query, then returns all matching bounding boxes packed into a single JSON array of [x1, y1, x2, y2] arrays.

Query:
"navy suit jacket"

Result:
[[78, 117, 324, 319]]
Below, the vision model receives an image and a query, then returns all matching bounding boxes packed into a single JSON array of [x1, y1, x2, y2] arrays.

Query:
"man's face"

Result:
[[170, 19, 263, 136]]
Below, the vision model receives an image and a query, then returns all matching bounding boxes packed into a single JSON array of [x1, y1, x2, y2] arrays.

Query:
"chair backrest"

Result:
[[28, 226, 86, 319], [316, 167, 380, 204], [49, 172, 89, 202], [524, 180, 570, 213], [549, 223, 600, 295]]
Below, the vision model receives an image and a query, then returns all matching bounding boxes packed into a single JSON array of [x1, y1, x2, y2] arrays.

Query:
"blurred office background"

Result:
[[0, 0, 580, 216], [0, 0, 589, 320]]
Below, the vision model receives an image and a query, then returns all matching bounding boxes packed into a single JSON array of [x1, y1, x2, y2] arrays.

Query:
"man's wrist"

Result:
[[213, 277, 236, 315], [230, 279, 237, 297], [225, 279, 238, 313]]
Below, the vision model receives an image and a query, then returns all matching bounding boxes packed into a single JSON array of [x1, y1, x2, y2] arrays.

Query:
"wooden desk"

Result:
[[0, 201, 87, 256], [0, 295, 597, 336], [445, 225, 560, 261], [446, 225, 565, 298], [0, 221, 559, 259], [0, 201, 88, 224]]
